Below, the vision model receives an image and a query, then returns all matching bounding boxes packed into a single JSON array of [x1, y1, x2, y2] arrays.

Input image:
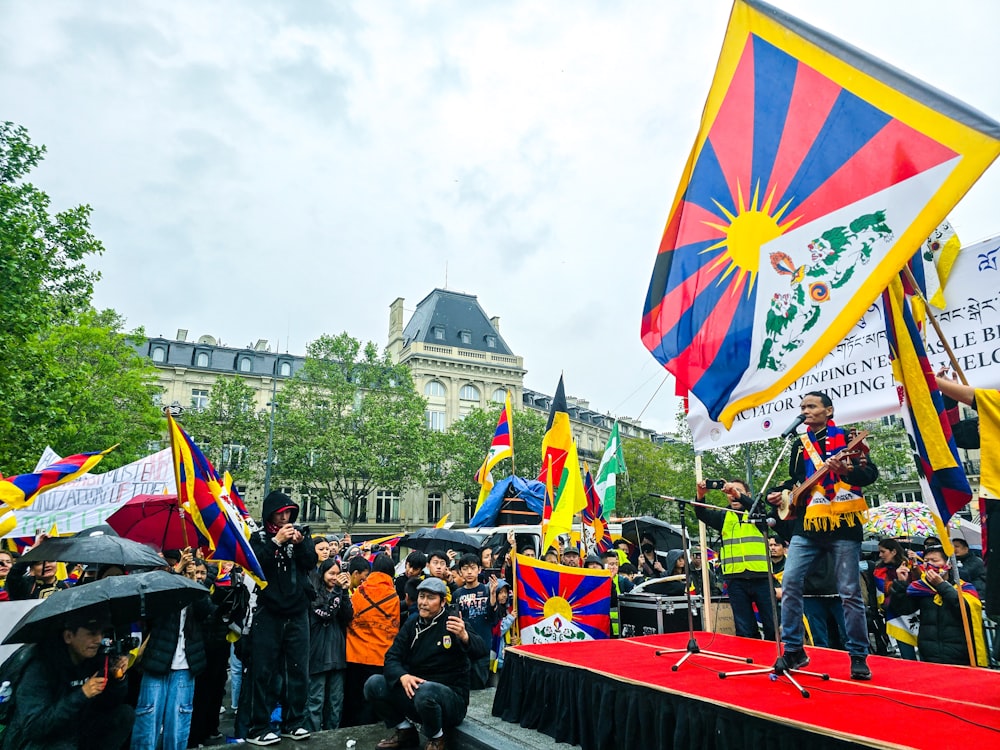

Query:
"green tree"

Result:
[[0, 123, 164, 471], [179, 376, 267, 479], [862, 417, 917, 502], [620, 437, 694, 523], [270, 333, 430, 531], [430, 406, 548, 501]]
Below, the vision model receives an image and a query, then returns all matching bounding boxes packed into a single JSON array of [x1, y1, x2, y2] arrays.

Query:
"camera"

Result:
[[705, 479, 725, 490], [100, 635, 140, 658], [292, 524, 311, 536]]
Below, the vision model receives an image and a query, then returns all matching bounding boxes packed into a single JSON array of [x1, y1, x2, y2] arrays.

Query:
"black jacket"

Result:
[[308, 577, 353, 675], [138, 592, 212, 676], [6, 560, 69, 600], [955, 552, 986, 598], [2, 640, 129, 750], [251, 494, 318, 617], [383, 607, 488, 705], [890, 577, 972, 665]]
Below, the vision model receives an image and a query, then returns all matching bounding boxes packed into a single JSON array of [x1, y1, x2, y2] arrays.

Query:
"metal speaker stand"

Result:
[[652, 498, 753, 671]]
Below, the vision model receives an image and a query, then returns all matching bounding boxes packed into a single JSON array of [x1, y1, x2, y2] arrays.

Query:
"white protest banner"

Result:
[[6, 448, 176, 537], [688, 235, 1000, 450]]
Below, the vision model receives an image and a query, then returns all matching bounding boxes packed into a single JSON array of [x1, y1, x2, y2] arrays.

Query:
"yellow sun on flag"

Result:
[[702, 181, 800, 295], [543, 595, 574, 621]]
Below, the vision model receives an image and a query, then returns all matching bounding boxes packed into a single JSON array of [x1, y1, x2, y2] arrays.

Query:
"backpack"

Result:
[[0, 644, 37, 741]]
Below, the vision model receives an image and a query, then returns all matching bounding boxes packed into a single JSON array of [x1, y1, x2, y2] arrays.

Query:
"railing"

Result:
[[400, 341, 524, 369]]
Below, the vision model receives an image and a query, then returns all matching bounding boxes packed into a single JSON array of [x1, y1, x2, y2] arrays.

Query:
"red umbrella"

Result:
[[106, 494, 207, 551]]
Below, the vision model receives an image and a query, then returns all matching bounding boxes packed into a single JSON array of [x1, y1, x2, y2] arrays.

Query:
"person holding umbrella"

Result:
[[2, 611, 133, 750]]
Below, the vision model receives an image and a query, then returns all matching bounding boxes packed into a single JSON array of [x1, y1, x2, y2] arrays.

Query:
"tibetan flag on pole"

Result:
[[167, 414, 267, 587], [0, 446, 116, 510], [640, 0, 1000, 429], [541, 456, 553, 550], [582, 464, 613, 555], [539, 377, 587, 554], [474, 392, 514, 512], [594, 421, 624, 519], [883, 275, 972, 557], [514, 553, 611, 644]]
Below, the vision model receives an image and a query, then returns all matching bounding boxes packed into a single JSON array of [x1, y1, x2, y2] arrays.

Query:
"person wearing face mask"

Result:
[[636, 535, 666, 580]]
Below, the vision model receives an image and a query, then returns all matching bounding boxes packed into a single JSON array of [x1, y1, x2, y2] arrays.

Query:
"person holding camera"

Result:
[[365, 577, 488, 750], [695, 478, 776, 640], [2, 613, 134, 750], [244, 491, 318, 746]]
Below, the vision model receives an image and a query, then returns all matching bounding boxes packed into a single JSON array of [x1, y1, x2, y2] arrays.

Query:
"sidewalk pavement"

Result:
[[206, 687, 580, 750]]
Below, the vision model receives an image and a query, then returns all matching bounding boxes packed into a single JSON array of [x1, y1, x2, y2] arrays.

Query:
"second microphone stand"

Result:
[[653, 497, 753, 670]]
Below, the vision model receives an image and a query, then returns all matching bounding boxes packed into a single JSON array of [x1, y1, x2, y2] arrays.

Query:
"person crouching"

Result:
[[364, 577, 488, 750]]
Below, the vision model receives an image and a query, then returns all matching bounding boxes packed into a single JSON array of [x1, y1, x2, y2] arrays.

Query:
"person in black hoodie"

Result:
[[244, 491, 317, 746], [364, 576, 487, 750]]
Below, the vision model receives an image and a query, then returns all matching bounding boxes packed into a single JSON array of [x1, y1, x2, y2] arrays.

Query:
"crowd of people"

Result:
[[0, 389, 994, 748]]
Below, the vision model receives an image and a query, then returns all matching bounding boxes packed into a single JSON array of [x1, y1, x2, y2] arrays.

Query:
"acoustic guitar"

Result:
[[776, 430, 870, 521]]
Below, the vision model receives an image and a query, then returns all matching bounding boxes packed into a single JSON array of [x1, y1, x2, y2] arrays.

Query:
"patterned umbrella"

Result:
[[865, 502, 935, 538]]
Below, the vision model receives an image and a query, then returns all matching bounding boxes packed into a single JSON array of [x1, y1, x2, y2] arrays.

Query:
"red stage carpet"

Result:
[[494, 632, 1000, 750]]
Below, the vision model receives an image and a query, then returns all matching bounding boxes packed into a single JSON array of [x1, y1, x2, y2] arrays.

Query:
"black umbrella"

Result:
[[3, 570, 208, 644], [18, 527, 166, 569], [620, 516, 685, 552], [401, 527, 484, 554]]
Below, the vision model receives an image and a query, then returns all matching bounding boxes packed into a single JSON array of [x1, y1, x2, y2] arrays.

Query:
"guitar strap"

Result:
[[798, 422, 868, 532]]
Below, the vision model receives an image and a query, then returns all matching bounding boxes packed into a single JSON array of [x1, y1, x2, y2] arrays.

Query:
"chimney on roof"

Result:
[[254, 339, 269, 352], [490, 316, 500, 332], [176, 329, 188, 342]]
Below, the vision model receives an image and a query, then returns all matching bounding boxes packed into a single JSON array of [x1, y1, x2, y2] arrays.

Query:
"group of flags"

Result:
[[640, 0, 1000, 553]]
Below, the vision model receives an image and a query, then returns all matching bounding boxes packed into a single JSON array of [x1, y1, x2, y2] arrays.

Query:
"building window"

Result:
[[427, 493, 442, 523], [463, 497, 476, 524], [425, 409, 446, 432], [239, 357, 252, 372], [151, 345, 166, 363], [492, 388, 507, 404], [151, 392, 163, 406], [279, 361, 292, 377], [195, 351, 210, 367], [486, 335, 496, 349], [375, 490, 401, 524], [433, 326, 445, 340], [191, 389, 209, 411], [299, 492, 325, 523], [221, 443, 246, 471], [460, 330, 471, 345], [459, 384, 480, 401], [424, 381, 446, 398]]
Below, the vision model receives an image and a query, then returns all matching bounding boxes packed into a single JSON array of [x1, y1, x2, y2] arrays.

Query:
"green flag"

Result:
[[594, 421, 624, 518]]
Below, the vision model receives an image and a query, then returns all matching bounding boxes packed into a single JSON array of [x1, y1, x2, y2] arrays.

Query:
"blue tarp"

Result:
[[468, 475, 546, 527]]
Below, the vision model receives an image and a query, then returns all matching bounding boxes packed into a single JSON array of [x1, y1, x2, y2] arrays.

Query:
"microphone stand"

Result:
[[650, 496, 753, 670], [715, 430, 830, 698]]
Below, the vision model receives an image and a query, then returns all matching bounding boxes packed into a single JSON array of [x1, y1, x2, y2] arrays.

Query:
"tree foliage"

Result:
[[180, 376, 267, 478], [269, 333, 430, 531], [0, 123, 162, 472], [429, 405, 548, 500]]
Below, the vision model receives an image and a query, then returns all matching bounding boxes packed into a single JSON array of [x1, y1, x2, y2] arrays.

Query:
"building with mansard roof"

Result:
[[134, 289, 662, 532]]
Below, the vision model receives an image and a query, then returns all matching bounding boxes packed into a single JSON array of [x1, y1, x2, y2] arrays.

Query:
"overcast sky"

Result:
[[3, 1, 998, 433]]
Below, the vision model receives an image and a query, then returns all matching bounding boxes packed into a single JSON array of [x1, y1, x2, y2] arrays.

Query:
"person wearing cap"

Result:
[[244, 491, 317, 746], [3, 612, 134, 750], [560, 547, 582, 568], [365, 576, 488, 750]]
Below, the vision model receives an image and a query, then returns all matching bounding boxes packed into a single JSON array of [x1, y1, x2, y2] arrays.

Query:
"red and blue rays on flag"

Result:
[[515, 553, 611, 642], [167, 415, 267, 587], [582, 468, 613, 554], [641, 0, 1000, 428], [882, 276, 972, 553], [0, 446, 116, 509]]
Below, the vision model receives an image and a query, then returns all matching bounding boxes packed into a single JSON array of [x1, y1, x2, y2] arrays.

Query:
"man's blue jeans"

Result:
[[725, 576, 777, 640], [780, 535, 868, 657], [131, 668, 194, 750]]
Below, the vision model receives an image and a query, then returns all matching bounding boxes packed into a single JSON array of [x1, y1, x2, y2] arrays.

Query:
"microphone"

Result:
[[780, 413, 807, 439]]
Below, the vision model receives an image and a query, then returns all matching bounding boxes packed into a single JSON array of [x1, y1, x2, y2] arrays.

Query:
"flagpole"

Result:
[[507, 391, 516, 479], [898, 266, 978, 665], [694, 454, 712, 632]]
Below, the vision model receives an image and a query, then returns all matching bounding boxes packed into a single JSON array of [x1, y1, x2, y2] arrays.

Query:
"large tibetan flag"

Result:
[[474, 392, 514, 511], [539, 377, 587, 554], [0, 446, 116, 510], [514, 552, 611, 644], [641, 0, 1000, 428], [167, 415, 267, 587], [582, 464, 613, 555], [883, 275, 972, 556], [594, 421, 624, 519]]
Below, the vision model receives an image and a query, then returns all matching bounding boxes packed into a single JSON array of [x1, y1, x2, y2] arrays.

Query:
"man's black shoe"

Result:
[[850, 654, 872, 680], [376, 727, 420, 750], [774, 649, 809, 672]]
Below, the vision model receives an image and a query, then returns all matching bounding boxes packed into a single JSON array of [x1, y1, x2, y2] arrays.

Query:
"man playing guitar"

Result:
[[766, 391, 878, 681]]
